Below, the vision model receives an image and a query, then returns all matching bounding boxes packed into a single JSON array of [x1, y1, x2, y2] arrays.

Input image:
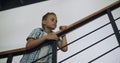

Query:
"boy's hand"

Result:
[[59, 26, 68, 31], [59, 26, 68, 37], [46, 33, 58, 41]]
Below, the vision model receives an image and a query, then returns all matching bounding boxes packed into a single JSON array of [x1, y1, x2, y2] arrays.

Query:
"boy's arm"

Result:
[[26, 33, 59, 49], [58, 26, 68, 52], [26, 35, 47, 49], [58, 35, 68, 52]]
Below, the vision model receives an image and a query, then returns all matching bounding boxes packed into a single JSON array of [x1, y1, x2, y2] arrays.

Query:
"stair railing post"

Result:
[[52, 41, 57, 63], [107, 9, 120, 46], [7, 54, 13, 63]]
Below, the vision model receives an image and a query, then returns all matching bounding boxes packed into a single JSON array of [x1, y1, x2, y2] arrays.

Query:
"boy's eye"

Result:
[[51, 19, 54, 21], [51, 18, 57, 23]]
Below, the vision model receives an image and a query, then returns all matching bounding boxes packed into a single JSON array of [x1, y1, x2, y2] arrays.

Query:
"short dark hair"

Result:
[[42, 12, 56, 21], [42, 12, 57, 28]]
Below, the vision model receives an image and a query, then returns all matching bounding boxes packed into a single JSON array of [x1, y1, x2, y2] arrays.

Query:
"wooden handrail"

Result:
[[0, 0, 120, 58], [56, 0, 120, 36]]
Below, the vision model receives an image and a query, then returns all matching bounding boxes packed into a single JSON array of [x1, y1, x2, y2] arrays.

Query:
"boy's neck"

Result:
[[44, 27, 52, 33]]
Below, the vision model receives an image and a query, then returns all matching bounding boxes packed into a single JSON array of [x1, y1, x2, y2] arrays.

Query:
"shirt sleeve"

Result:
[[57, 38, 62, 45], [26, 28, 42, 41]]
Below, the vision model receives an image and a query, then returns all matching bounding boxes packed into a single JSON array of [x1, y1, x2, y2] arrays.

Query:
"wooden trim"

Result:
[[0, 48, 26, 58], [56, 0, 120, 36]]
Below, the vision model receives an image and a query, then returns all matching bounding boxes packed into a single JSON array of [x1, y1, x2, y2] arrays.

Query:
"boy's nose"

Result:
[[54, 21, 57, 24]]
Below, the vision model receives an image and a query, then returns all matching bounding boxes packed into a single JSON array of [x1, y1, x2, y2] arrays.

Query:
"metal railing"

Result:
[[0, 0, 120, 63]]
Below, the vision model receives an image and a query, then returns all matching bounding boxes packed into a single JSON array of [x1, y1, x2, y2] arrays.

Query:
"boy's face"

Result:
[[43, 14, 57, 30]]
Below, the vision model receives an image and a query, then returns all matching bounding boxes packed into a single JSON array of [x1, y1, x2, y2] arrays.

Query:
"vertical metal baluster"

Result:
[[107, 9, 120, 46], [52, 41, 57, 63], [7, 54, 13, 63]]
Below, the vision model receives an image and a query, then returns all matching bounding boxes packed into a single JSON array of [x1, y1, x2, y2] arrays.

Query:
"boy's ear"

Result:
[[42, 20, 46, 25]]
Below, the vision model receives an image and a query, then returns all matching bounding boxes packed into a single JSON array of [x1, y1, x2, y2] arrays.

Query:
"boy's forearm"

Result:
[[26, 36, 47, 49], [60, 36, 68, 52]]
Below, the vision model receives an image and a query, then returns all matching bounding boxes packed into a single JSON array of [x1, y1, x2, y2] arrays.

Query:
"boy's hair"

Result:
[[42, 12, 56, 21], [42, 12, 57, 28]]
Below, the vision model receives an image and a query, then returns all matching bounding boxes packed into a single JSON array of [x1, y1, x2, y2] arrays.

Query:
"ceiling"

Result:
[[0, 0, 47, 11]]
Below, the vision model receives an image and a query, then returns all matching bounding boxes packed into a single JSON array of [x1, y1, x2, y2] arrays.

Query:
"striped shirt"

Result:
[[20, 28, 61, 63]]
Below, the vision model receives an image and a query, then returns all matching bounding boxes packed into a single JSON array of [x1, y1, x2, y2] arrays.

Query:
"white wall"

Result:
[[0, 0, 120, 63]]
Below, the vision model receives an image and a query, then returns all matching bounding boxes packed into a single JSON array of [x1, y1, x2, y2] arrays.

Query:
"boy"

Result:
[[20, 12, 68, 63]]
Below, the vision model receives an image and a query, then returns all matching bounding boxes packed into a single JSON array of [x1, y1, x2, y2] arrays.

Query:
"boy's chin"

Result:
[[51, 28, 55, 30], [51, 27, 56, 30]]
